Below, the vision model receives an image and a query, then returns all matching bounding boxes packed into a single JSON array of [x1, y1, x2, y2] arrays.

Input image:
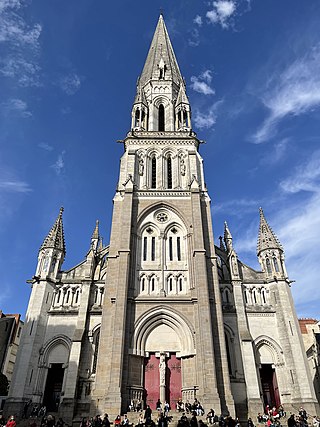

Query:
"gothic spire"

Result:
[[40, 207, 66, 255], [257, 207, 283, 256], [91, 220, 100, 240], [224, 221, 233, 254], [138, 14, 184, 88]]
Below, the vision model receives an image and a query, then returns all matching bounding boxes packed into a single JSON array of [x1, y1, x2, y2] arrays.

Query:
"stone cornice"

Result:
[[135, 191, 191, 198]]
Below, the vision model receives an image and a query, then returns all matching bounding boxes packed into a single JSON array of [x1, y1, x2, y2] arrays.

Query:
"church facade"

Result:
[[5, 15, 319, 422]]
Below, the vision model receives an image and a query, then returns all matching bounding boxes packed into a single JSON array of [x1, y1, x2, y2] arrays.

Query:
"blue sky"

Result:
[[1, 0, 320, 319]]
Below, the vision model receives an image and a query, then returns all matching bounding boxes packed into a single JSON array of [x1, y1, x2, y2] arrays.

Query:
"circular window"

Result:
[[155, 211, 169, 223]]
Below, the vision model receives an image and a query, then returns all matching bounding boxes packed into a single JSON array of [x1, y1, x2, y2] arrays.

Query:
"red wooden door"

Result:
[[144, 354, 159, 409], [167, 355, 182, 409], [144, 353, 182, 410]]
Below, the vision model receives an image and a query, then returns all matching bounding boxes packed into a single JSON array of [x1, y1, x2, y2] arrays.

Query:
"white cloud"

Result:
[[38, 142, 54, 151], [51, 151, 65, 175], [252, 44, 320, 143], [0, 0, 42, 86], [1, 98, 32, 117], [190, 70, 215, 95], [206, 0, 236, 29], [193, 100, 222, 129], [60, 73, 82, 95], [280, 149, 320, 194], [193, 15, 203, 26]]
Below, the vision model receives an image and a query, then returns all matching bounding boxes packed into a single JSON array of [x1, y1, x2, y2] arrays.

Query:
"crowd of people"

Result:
[[0, 401, 319, 427]]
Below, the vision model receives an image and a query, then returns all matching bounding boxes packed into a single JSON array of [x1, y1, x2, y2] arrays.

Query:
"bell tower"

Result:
[[93, 14, 235, 417]]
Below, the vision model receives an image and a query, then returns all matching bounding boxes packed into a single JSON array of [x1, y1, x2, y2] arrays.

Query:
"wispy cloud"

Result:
[[0, 0, 42, 86], [190, 70, 215, 95], [223, 150, 320, 317], [280, 149, 320, 194], [188, 28, 200, 47], [51, 151, 65, 175], [252, 44, 320, 143], [0, 179, 32, 193], [261, 138, 289, 166], [1, 98, 32, 117], [38, 142, 54, 151], [206, 1, 236, 29], [59, 73, 82, 95], [193, 99, 222, 130]]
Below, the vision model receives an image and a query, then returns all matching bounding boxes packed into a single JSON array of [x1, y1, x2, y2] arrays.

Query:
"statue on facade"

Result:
[[139, 158, 144, 176], [159, 353, 166, 385]]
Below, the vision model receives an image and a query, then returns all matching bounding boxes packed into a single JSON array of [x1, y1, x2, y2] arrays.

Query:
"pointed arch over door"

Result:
[[132, 306, 196, 357]]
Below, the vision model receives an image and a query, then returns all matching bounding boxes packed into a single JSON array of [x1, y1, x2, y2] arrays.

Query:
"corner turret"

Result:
[[257, 208, 287, 280], [36, 207, 65, 279]]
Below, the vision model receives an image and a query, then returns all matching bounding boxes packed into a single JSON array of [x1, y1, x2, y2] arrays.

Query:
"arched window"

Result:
[[261, 288, 266, 304], [253, 289, 257, 304], [151, 156, 157, 189], [177, 237, 181, 261], [183, 110, 188, 127], [244, 290, 248, 304], [135, 109, 140, 127], [65, 289, 70, 304], [143, 236, 147, 261], [151, 237, 156, 261], [178, 276, 183, 292], [56, 290, 61, 305], [273, 257, 279, 273], [266, 257, 272, 274], [168, 276, 173, 292], [167, 156, 172, 189], [141, 277, 145, 292], [75, 289, 80, 304], [225, 289, 230, 304], [169, 237, 173, 261], [92, 330, 100, 374], [158, 104, 165, 131], [151, 276, 155, 292]]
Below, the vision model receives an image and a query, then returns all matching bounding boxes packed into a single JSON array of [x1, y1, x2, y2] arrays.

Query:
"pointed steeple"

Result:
[[40, 207, 66, 255], [90, 220, 100, 252], [92, 220, 100, 240], [176, 84, 189, 106], [257, 208, 283, 256], [134, 84, 147, 106], [224, 221, 233, 254], [139, 14, 183, 88]]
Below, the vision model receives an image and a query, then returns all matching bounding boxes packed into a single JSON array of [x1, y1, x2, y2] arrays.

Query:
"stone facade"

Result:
[[5, 14, 319, 423], [299, 319, 320, 407]]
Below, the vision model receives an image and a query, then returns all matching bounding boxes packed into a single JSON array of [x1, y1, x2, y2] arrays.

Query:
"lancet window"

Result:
[[158, 104, 165, 131], [151, 156, 157, 189], [141, 226, 159, 263], [167, 156, 172, 189], [166, 226, 185, 263], [266, 257, 272, 274]]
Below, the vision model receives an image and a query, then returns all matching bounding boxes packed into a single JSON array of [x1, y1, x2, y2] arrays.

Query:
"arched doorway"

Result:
[[132, 307, 196, 410], [144, 324, 182, 409]]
